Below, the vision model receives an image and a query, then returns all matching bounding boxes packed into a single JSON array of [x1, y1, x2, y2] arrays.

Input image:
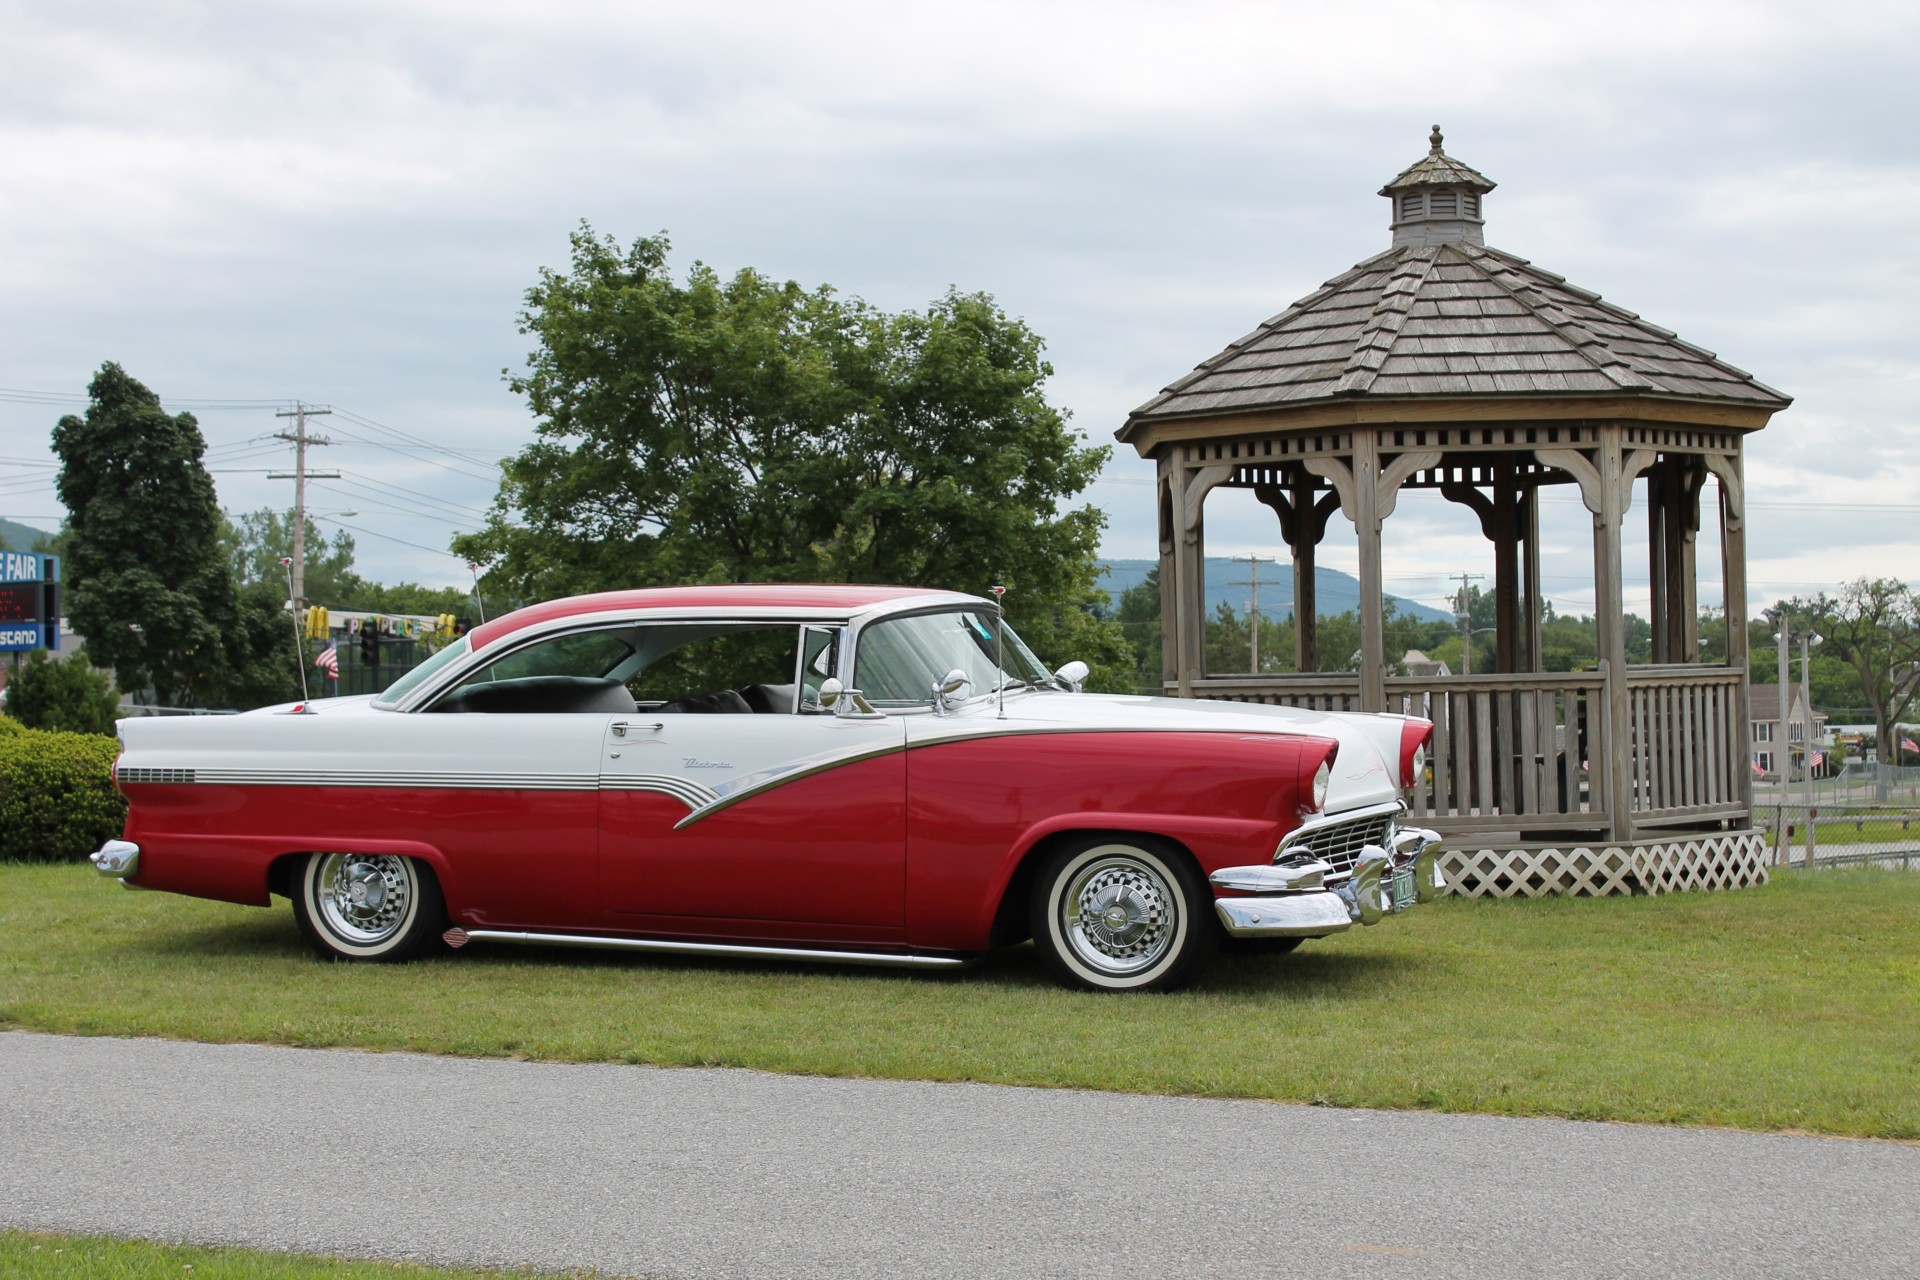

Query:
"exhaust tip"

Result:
[[442, 928, 470, 949]]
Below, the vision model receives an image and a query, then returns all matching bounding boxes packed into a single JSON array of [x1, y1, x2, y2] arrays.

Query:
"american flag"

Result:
[[314, 642, 339, 680], [1903, 735, 1919, 754]]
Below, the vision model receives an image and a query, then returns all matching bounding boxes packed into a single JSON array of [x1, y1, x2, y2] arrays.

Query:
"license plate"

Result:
[[1391, 866, 1415, 910]]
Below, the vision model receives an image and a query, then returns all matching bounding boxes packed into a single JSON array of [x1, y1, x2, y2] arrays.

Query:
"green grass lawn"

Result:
[[2, 862, 1916, 1138], [0, 1229, 602, 1279]]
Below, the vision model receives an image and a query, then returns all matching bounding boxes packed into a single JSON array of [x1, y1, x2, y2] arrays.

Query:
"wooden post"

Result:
[[1156, 459, 1177, 692], [1714, 453, 1752, 819], [1354, 430, 1385, 711], [1493, 460, 1521, 674], [1523, 480, 1543, 673], [1292, 468, 1319, 673], [1590, 434, 1634, 841], [1648, 459, 1670, 664]]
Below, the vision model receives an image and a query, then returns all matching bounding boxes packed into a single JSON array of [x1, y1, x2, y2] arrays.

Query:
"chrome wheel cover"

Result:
[[1061, 855, 1176, 975], [312, 853, 413, 945]]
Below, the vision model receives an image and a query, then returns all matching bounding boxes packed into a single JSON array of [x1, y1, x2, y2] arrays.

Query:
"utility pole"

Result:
[[268, 403, 338, 607], [1452, 572, 1486, 677], [1230, 554, 1281, 673]]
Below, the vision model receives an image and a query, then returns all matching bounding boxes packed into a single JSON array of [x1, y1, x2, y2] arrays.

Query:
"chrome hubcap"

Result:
[[1063, 855, 1175, 975], [315, 854, 412, 944]]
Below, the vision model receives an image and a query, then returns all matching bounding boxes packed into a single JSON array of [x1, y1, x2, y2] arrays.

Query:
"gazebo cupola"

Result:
[[1383, 125, 1495, 247], [1120, 128, 1792, 897]]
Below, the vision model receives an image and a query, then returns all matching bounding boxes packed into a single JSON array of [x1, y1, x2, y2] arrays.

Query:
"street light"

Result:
[[1459, 626, 1497, 677], [1801, 632, 1822, 807]]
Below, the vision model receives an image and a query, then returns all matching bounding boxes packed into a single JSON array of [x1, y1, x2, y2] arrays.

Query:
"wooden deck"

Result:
[[1186, 664, 1748, 839]]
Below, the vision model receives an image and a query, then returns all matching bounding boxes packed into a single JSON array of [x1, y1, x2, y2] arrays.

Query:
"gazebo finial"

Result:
[[1429, 123, 1444, 154]]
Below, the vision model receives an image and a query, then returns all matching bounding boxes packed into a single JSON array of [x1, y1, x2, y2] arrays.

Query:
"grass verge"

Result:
[[0, 1229, 604, 1278], [3, 863, 1916, 1138]]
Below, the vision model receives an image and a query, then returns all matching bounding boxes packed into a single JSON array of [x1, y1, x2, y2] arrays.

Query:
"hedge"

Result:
[[0, 726, 126, 863]]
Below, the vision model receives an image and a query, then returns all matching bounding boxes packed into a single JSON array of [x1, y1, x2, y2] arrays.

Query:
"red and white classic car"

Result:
[[92, 585, 1441, 991]]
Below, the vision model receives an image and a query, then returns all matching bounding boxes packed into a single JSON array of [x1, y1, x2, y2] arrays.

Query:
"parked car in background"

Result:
[[93, 584, 1441, 991]]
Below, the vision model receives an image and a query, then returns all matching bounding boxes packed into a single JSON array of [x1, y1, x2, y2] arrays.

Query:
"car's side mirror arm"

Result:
[[818, 677, 886, 720]]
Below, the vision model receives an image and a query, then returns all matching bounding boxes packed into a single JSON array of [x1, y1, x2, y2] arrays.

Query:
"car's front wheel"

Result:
[[291, 852, 446, 962], [1030, 836, 1217, 992]]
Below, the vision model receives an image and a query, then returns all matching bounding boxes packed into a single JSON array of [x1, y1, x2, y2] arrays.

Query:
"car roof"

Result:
[[467, 584, 982, 651]]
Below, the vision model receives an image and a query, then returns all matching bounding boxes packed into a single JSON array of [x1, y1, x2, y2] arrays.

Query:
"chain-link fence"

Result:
[[1755, 762, 1920, 808], [1762, 801, 1920, 871]]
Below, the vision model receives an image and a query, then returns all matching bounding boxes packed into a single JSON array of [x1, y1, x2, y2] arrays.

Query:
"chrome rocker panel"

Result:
[[1210, 824, 1444, 940]]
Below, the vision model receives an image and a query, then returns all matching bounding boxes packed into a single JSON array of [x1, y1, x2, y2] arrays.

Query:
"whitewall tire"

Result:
[[1029, 837, 1217, 992], [291, 852, 445, 962]]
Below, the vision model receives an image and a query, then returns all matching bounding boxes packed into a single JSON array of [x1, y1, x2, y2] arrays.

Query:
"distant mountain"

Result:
[[1095, 558, 1452, 624], [0, 517, 52, 554]]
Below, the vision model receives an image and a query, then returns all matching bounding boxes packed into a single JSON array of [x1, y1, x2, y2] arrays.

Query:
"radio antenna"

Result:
[[280, 557, 311, 705], [990, 584, 1007, 720]]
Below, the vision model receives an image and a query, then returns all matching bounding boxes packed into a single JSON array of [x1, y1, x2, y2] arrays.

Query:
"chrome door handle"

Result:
[[610, 721, 665, 738]]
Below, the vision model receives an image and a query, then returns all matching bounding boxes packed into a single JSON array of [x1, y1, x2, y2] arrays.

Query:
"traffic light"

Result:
[[453, 618, 470, 637], [359, 620, 380, 666]]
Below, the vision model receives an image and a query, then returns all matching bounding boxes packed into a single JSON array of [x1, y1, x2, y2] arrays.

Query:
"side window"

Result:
[[628, 626, 804, 714], [431, 628, 638, 714]]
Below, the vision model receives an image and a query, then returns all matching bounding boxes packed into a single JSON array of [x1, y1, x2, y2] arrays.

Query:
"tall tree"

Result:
[[1799, 579, 1920, 795], [455, 226, 1130, 688], [53, 364, 237, 707]]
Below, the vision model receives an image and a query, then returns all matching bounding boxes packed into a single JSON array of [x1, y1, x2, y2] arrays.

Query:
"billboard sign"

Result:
[[0, 551, 59, 652]]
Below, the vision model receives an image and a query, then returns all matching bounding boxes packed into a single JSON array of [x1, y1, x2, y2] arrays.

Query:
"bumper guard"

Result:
[[1210, 825, 1443, 939]]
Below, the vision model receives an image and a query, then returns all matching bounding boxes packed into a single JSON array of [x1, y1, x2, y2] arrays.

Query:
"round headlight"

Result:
[[1409, 744, 1426, 786], [1311, 760, 1330, 811]]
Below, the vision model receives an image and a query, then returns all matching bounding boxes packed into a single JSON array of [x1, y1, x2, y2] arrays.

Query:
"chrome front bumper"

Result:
[[1210, 825, 1443, 939]]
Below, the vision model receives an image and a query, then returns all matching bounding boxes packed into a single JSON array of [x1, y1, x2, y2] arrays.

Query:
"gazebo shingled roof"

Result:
[[1122, 242, 1790, 430], [1120, 128, 1792, 890]]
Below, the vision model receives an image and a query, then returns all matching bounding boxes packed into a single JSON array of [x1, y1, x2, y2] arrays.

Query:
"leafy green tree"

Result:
[[53, 364, 236, 707], [1793, 580, 1920, 795], [454, 226, 1129, 690], [1114, 568, 1163, 692], [3, 650, 119, 735], [224, 508, 364, 606]]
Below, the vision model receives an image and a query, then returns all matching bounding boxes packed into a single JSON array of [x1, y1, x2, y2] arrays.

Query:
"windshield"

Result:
[[854, 609, 1052, 708], [375, 636, 471, 708]]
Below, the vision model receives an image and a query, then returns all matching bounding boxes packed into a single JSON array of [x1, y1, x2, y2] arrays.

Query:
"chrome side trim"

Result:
[[90, 839, 140, 879], [458, 929, 973, 969], [1214, 891, 1352, 938], [600, 774, 721, 809]]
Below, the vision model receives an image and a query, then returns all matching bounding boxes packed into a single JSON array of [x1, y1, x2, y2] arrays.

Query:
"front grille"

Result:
[[1276, 812, 1395, 876]]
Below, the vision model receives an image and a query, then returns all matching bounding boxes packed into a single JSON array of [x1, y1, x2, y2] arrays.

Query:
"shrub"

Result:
[[0, 715, 27, 738], [4, 649, 120, 735], [0, 728, 126, 862]]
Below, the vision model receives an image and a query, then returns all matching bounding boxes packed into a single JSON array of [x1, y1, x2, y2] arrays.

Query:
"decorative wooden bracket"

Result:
[[1376, 450, 1442, 522], [1535, 447, 1605, 516], [1618, 448, 1659, 515], [1702, 454, 1744, 532], [1253, 478, 1342, 549], [1301, 456, 1357, 524], [1179, 464, 1234, 536]]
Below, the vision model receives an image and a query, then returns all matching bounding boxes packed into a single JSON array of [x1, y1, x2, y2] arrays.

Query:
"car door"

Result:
[[596, 625, 908, 937]]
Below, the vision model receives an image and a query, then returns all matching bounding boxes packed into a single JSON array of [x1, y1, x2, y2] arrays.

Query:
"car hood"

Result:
[[927, 690, 1408, 813]]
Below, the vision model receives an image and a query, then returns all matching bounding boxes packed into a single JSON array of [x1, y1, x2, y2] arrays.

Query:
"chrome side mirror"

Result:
[[819, 677, 884, 720], [1053, 660, 1089, 693], [931, 669, 973, 716]]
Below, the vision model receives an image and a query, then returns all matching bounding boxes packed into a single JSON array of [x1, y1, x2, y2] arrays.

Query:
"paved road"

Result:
[[4, 1032, 1915, 1279]]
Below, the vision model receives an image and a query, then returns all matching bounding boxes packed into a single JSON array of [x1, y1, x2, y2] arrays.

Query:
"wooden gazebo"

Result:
[[1119, 128, 1791, 896]]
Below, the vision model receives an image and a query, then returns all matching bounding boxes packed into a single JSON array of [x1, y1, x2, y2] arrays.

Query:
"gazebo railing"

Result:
[[1623, 666, 1745, 824], [1388, 672, 1604, 831], [1183, 665, 1748, 836]]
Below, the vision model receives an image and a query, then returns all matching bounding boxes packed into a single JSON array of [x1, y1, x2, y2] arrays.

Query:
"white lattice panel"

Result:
[[1439, 830, 1769, 898]]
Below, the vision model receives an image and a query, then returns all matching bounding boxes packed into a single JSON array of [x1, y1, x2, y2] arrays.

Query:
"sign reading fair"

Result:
[[0, 550, 60, 653]]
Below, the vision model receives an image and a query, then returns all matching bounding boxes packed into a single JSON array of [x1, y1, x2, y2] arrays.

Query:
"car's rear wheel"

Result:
[[1030, 836, 1217, 992], [292, 852, 445, 962]]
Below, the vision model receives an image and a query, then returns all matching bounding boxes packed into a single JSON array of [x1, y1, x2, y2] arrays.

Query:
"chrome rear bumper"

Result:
[[1210, 825, 1443, 939], [90, 839, 141, 883]]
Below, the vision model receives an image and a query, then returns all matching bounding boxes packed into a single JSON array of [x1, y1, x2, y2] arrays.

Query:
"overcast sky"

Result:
[[2, 0, 1915, 622]]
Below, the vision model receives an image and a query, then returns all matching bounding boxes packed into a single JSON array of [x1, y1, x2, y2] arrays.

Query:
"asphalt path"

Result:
[[3, 1032, 1915, 1279]]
